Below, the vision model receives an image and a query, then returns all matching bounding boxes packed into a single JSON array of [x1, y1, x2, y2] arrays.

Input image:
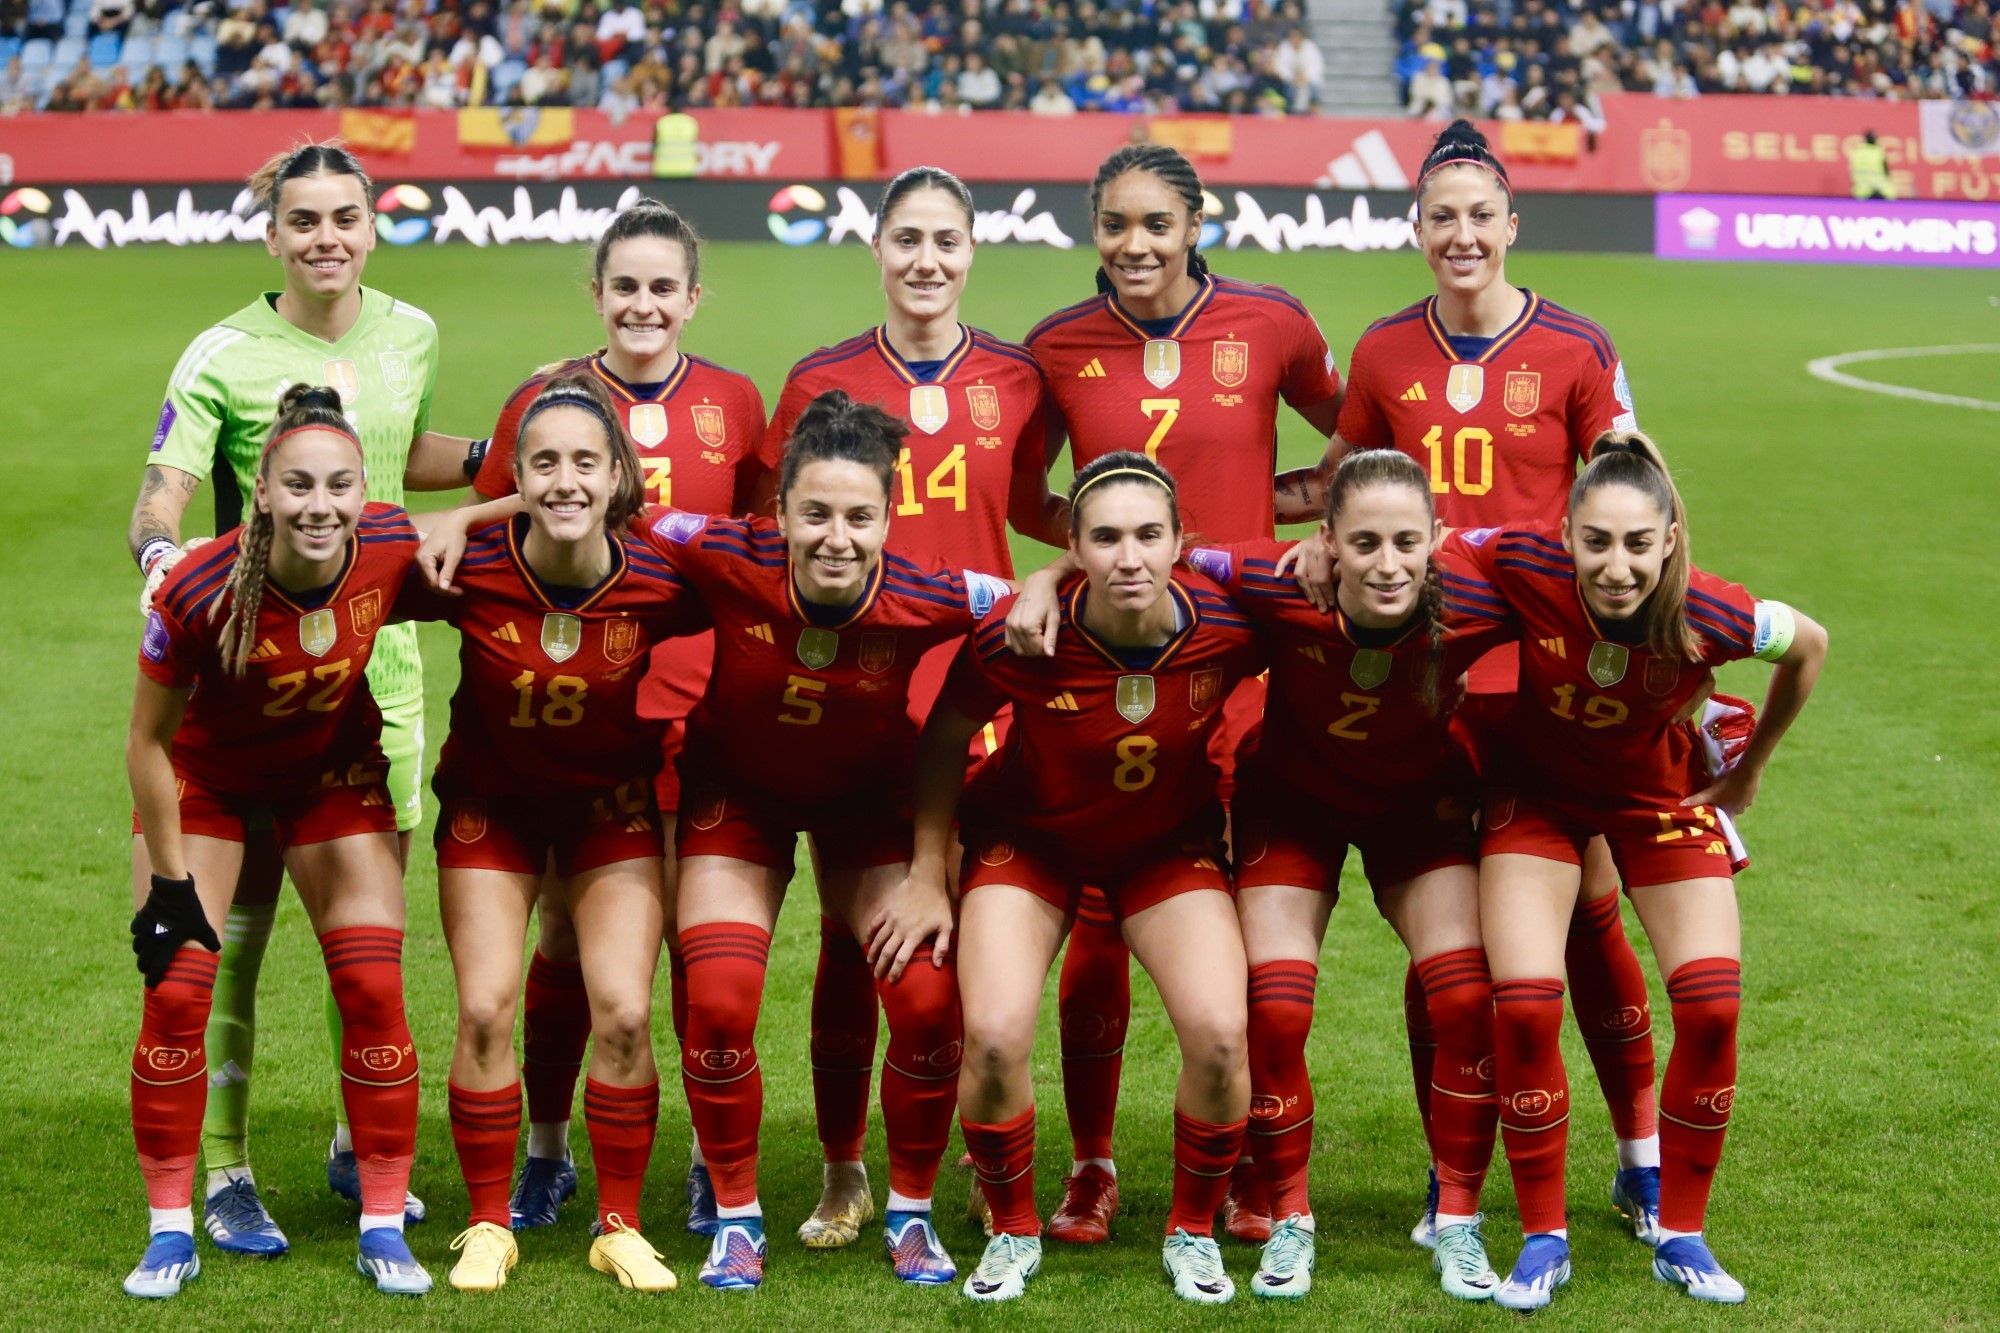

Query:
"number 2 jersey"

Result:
[[139, 502, 419, 795], [944, 572, 1263, 860], [473, 351, 767, 729], [633, 508, 1010, 809], [1027, 274, 1341, 542], [1450, 523, 1790, 809], [395, 513, 705, 796]]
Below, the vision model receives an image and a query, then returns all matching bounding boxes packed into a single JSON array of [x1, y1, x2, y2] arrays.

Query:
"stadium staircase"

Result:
[[1308, 0, 1403, 116]]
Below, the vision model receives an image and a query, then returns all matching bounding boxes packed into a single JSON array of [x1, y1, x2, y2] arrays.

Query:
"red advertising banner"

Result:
[[2, 96, 1995, 200]]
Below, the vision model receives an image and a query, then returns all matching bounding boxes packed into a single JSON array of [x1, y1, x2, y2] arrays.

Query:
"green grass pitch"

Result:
[[2, 236, 1997, 1329]]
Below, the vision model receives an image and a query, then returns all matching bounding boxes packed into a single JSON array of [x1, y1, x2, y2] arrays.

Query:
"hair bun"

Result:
[[278, 383, 344, 415], [1438, 118, 1489, 150]]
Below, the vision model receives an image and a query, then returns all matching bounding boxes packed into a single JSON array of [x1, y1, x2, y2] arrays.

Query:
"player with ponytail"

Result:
[[1018, 141, 1345, 1246], [1455, 431, 1827, 1308], [124, 386, 431, 1299]]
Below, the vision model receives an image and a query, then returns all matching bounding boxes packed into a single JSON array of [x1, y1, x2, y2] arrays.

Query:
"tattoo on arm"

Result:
[[128, 466, 199, 563]]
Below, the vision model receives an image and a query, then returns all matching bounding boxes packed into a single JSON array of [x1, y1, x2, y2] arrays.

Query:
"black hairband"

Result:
[[518, 389, 619, 444]]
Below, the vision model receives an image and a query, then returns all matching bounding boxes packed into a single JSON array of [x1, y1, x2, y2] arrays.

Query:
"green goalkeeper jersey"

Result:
[[149, 287, 439, 707]]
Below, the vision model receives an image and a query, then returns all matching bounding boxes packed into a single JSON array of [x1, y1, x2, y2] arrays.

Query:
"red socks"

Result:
[[961, 1105, 1040, 1236], [1168, 1110, 1247, 1236], [449, 1081, 521, 1227], [1402, 960, 1438, 1152], [1058, 888, 1129, 1162], [810, 917, 878, 1164], [1492, 976, 1569, 1234], [585, 1077, 659, 1230], [1566, 891, 1659, 1140], [322, 927, 418, 1218], [680, 921, 770, 1209], [667, 946, 688, 1046], [878, 955, 962, 1201], [1246, 959, 1317, 1218], [131, 948, 217, 1211], [1417, 947, 1499, 1216], [522, 951, 590, 1130], [1660, 958, 1741, 1233]]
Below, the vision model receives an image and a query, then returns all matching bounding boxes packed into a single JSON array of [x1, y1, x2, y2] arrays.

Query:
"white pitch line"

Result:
[[1805, 344, 2000, 413]]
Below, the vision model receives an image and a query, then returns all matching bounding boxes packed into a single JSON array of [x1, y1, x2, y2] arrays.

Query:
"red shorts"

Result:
[[1480, 790, 1736, 889], [652, 715, 688, 815], [1448, 689, 1510, 781], [436, 778, 664, 878], [959, 814, 1231, 920], [135, 761, 396, 848], [1234, 777, 1477, 898], [908, 638, 1013, 784], [1208, 674, 1266, 807], [677, 779, 910, 874]]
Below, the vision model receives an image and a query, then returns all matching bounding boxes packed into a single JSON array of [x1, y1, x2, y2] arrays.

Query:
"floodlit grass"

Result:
[[2, 239, 1995, 1327]]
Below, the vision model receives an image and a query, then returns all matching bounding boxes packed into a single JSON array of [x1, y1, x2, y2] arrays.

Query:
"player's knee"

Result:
[[457, 989, 519, 1057], [588, 995, 653, 1072], [1490, 978, 1565, 1060], [1666, 962, 1740, 1061], [961, 1016, 1033, 1093], [1177, 1010, 1248, 1090]]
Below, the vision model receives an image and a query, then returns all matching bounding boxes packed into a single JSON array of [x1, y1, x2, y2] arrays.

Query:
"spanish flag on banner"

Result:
[[339, 109, 416, 156], [1148, 117, 1233, 158], [833, 107, 881, 180], [1499, 120, 1582, 163], [458, 107, 576, 150]]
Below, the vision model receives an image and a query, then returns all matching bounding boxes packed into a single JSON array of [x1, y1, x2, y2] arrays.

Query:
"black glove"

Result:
[[130, 873, 221, 989]]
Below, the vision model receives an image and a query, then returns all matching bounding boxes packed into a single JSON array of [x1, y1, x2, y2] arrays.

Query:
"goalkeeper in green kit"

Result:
[[128, 142, 484, 1262]]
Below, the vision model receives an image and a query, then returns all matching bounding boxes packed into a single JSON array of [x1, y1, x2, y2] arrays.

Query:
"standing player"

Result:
[[914, 453, 1263, 1304], [124, 388, 428, 1298], [1455, 435, 1825, 1308], [1277, 119, 1666, 1250], [408, 377, 698, 1294], [1021, 143, 1342, 1242], [127, 142, 474, 1252], [652, 391, 1013, 1292], [756, 167, 1065, 1250], [466, 200, 767, 1234]]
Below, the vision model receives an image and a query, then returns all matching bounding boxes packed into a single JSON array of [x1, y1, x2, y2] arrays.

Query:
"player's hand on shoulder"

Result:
[[416, 516, 472, 594], [864, 867, 955, 984], [139, 537, 209, 617], [1273, 537, 1336, 613], [1005, 556, 1074, 657]]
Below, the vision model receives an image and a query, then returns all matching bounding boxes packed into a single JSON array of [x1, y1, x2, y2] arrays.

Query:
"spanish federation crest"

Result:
[[1645, 656, 1680, 696], [692, 402, 726, 448], [1190, 667, 1223, 712], [322, 358, 360, 405], [1446, 363, 1485, 414], [541, 612, 582, 664], [909, 385, 948, 435], [299, 607, 337, 657], [1115, 673, 1156, 723], [603, 617, 639, 665], [797, 626, 839, 670], [347, 588, 383, 637], [1587, 641, 1629, 687], [1504, 370, 1542, 418], [627, 402, 668, 447], [1143, 339, 1181, 389], [859, 632, 897, 675], [378, 348, 412, 398], [1349, 648, 1392, 690], [1211, 340, 1249, 388], [967, 384, 1001, 431]]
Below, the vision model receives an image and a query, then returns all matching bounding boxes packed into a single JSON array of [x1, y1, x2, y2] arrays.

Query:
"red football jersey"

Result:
[[760, 325, 1053, 576], [1185, 539, 1516, 813], [946, 572, 1263, 856], [1026, 274, 1341, 542], [635, 507, 1009, 808], [141, 503, 418, 795], [475, 352, 766, 724], [1449, 523, 1765, 808], [1337, 290, 1632, 530], [397, 514, 706, 796]]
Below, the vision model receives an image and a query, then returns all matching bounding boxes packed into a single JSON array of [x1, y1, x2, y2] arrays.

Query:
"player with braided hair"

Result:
[[1021, 141, 1343, 1245], [124, 386, 431, 1299]]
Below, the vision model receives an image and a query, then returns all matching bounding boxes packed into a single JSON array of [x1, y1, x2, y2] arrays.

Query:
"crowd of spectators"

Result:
[[0, 0, 1329, 114], [1397, 0, 1999, 121]]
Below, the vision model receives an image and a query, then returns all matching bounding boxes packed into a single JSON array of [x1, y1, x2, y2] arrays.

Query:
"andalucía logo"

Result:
[[374, 185, 433, 245], [1, 187, 52, 248], [767, 184, 828, 245]]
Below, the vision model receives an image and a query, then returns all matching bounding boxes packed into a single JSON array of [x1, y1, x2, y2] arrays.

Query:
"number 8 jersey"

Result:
[[1338, 290, 1632, 528]]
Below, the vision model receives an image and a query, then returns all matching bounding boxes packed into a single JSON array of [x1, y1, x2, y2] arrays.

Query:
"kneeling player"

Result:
[[1458, 434, 1826, 1309], [124, 388, 428, 1298], [914, 454, 1263, 1304], [648, 392, 1010, 1291]]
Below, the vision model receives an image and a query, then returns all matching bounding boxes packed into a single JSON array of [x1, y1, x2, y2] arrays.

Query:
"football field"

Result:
[[2, 236, 1996, 1328]]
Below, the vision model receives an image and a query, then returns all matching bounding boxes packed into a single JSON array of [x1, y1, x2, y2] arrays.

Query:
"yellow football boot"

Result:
[[589, 1215, 678, 1292], [448, 1222, 518, 1292], [797, 1160, 875, 1249]]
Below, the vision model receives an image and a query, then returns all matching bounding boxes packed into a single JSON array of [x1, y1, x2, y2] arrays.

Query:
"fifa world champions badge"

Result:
[[541, 612, 582, 663], [1587, 641, 1630, 687], [1144, 339, 1181, 389], [1349, 648, 1393, 690], [797, 626, 839, 670], [628, 402, 669, 447], [1115, 674, 1156, 723], [908, 385, 949, 435], [1446, 364, 1485, 413], [298, 607, 337, 657]]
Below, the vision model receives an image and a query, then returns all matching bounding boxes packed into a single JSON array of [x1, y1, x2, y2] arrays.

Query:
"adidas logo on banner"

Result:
[[489, 623, 521, 643], [1046, 691, 1080, 711], [746, 622, 775, 644], [1540, 637, 1566, 658], [1401, 383, 1427, 401], [249, 638, 282, 662], [1318, 130, 1412, 190], [1077, 359, 1106, 379]]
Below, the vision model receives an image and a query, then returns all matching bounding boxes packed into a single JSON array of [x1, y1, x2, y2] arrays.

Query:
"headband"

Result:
[[517, 388, 621, 445], [261, 419, 362, 464], [1417, 153, 1512, 198], [1073, 465, 1174, 505]]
